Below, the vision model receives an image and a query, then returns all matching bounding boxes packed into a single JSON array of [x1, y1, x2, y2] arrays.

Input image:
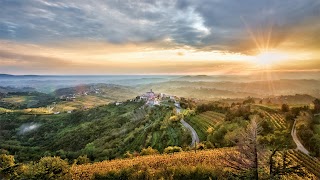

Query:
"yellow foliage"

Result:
[[71, 148, 235, 180]]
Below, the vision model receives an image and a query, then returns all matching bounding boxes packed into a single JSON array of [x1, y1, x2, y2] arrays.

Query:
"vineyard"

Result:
[[286, 149, 320, 178], [263, 111, 287, 129], [130, 108, 147, 121], [70, 148, 234, 180], [185, 111, 225, 140], [70, 148, 320, 180]]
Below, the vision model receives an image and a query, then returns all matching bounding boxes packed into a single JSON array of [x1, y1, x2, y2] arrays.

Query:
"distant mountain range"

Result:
[[0, 74, 40, 77]]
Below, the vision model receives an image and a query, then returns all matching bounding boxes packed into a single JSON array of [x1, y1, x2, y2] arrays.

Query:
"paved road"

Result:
[[291, 119, 310, 155], [181, 119, 200, 147], [176, 106, 200, 147]]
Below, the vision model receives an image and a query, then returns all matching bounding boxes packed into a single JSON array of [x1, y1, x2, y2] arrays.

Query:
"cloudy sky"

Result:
[[0, 0, 319, 75]]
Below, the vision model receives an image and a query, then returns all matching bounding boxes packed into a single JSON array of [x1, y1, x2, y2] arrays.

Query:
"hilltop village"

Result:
[[139, 89, 178, 106]]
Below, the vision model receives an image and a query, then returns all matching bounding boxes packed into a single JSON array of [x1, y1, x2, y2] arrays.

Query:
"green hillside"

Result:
[[0, 101, 191, 162]]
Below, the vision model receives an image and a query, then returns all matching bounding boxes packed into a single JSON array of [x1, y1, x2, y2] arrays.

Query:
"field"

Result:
[[71, 148, 234, 180], [54, 95, 113, 112], [2, 96, 30, 104], [263, 111, 287, 129], [286, 150, 320, 178], [70, 148, 320, 180], [185, 111, 225, 141]]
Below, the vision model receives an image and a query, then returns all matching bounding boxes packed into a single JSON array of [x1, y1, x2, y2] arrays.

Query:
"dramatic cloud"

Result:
[[0, 0, 319, 74]]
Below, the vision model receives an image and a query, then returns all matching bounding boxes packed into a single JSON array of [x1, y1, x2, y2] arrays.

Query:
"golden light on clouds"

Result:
[[0, 38, 319, 75]]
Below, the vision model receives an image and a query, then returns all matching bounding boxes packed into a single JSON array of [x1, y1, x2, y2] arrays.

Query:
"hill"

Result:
[[137, 79, 320, 99], [71, 148, 234, 179], [0, 101, 191, 162], [71, 148, 320, 180]]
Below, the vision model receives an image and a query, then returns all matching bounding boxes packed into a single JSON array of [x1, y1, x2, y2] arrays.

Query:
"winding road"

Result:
[[176, 106, 200, 147], [291, 119, 310, 155], [181, 119, 200, 147]]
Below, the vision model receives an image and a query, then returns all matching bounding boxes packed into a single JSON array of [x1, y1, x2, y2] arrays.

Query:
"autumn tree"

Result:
[[164, 146, 183, 154], [140, 146, 159, 156], [0, 154, 14, 170], [0, 154, 15, 179], [30, 156, 70, 180]]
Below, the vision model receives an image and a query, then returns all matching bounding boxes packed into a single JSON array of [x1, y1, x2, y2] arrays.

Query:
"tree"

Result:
[[224, 117, 261, 179], [258, 130, 303, 179], [169, 115, 180, 122], [31, 156, 70, 180], [243, 97, 255, 104], [140, 146, 159, 156], [0, 154, 14, 170], [84, 142, 96, 160], [74, 155, 90, 165], [313, 98, 320, 113], [123, 151, 133, 158], [164, 146, 183, 154], [281, 104, 290, 112], [0, 154, 16, 179]]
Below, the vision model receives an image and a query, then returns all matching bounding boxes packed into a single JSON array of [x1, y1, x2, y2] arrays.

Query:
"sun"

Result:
[[254, 50, 288, 67]]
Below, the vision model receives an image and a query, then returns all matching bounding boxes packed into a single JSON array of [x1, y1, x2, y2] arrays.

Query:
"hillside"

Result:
[[71, 148, 319, 180], [137, 79, 320, 99], [71, 148, 234, 179], [0, 101, 191, 162]]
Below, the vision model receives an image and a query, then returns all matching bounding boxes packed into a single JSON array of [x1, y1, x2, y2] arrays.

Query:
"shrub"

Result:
[[169, 115, 180, 122], [74, 155, 90, 165], [31, 156, 71, 180], [164, 146, 183, 154], [0, 154, 15, 170], [94, 165, 218, 180], [281, 104, 290, 112], [140, 147, 159, 156], [123, 151, 133, 158]]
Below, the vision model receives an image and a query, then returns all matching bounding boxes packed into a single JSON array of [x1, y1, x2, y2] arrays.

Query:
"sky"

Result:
[[0, 0, 319, 75]]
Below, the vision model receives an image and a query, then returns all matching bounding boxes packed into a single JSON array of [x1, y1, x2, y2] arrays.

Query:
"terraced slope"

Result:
[[185, 111, 225, 141], [287, 149, 320, 178], [263, 111, 287, 129]]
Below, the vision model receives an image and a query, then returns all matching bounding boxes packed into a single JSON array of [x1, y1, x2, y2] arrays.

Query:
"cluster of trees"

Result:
[[225, 117, 305, 179], [314, 99, 320, 113], [179, 97, 196, 109], [225, 105, 251, 121], [296, 111, 320, 156], [0, 154, 71, 180], [0, 92, 59, 110], [196, 102, 228, 114], [282, 99, 320, 157], [125, 146, 183, 158]]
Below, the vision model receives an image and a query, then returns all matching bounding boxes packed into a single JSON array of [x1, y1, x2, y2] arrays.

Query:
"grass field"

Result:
[[2, 96, 29, 103], [54, 95, 113, 112]]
